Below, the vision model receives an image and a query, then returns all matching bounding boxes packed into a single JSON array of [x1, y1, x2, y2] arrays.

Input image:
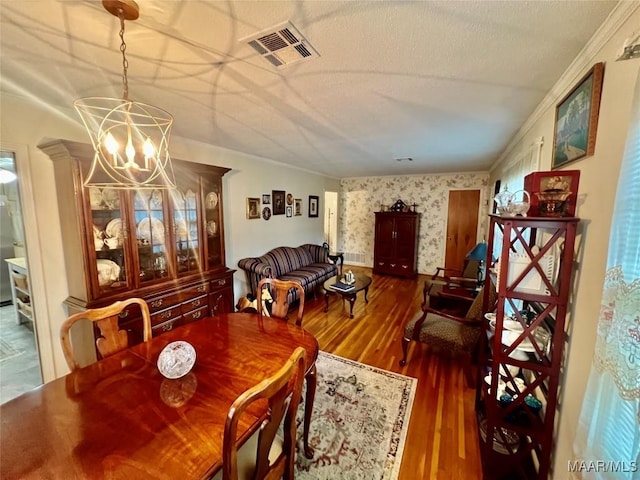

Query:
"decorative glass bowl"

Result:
[[157, 341, 196, 379]]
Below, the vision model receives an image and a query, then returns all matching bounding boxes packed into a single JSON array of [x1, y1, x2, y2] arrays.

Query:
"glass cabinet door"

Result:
[[133, 189, 169, 284], [88, 187, 131, 294], [171, 187, 201, 275], [203, 178, 223, 269]]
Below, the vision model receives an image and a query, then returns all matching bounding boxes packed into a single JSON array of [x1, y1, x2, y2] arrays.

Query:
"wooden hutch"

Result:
[[40, 140, 235, 358], [373, 211, 419, 277]]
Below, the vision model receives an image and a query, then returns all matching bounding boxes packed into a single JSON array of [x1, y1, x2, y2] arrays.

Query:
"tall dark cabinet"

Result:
[[40, 139, 235, 346], [476, 214, 579, 479], [373, 211, 419, 277]]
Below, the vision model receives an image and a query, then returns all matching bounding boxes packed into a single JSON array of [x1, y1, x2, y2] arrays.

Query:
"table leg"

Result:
[[364, 286, 369, 303], [347, 294, 356, 318], [303, 364, 317, 458]]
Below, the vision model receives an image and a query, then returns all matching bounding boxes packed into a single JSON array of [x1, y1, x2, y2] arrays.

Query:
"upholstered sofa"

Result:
[[238, 244, 338, 301]]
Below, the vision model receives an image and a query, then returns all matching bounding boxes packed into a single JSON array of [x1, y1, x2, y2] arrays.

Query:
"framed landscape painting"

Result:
[[552, 62, 604, 169]]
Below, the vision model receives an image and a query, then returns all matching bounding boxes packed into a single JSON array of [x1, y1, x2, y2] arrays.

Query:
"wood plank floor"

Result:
[[301, 266, 483, 480]]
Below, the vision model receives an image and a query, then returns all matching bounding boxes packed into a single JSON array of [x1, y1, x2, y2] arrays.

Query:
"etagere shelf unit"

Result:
[[476, 214, 579, 479], [40, 140, 235, 350]]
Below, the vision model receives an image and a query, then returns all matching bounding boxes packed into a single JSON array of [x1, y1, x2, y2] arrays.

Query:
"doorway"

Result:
[[324, 191, 338, 250], [444, 189, 481, 271], [0, 151, 42, 404]]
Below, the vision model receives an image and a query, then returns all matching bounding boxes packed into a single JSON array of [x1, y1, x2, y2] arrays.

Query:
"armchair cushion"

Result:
[[404, 311, 479, 356]]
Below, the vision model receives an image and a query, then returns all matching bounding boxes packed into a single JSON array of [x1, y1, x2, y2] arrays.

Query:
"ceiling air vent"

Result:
[[242, 21, 319, 68]]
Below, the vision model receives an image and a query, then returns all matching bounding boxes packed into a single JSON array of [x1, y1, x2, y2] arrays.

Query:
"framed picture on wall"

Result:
[[262, 194, 270, 204], [294, 198, 302, 216], [552, 62, 604, 169], [272, 190, 285, 215], [286, 206, 293, 217], [308, 195, 319, 218], [246, 198, 260, 219]]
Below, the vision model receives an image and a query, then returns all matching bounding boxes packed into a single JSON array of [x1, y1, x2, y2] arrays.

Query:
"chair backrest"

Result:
[[464, 281, 498, 322], [257, 278, 305, 326], [60, 298, 152, 371], [222, 347, 306, 480], [461, 259, 480, 279]]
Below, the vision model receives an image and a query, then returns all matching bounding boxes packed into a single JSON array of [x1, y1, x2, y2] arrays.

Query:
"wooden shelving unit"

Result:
[[5, 257, 33, 325], [476, 214, 579, 479]]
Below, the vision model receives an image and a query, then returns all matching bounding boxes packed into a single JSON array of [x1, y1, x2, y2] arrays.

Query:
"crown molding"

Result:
[[491, 1, 640, 172]]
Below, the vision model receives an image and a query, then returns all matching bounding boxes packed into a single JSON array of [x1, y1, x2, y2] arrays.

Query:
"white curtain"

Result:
[[573, 67, 640, 479]]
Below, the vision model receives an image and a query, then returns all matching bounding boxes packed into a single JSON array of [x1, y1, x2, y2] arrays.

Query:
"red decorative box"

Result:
[[524, 170, 580, 216]]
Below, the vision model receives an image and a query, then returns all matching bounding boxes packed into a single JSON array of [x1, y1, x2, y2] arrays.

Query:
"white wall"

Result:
[[489, 4, 640, 477], [0, 93, 338, 380]]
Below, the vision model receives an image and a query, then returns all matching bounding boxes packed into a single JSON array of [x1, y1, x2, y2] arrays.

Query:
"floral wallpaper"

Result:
[[339, 173, 490, 275]]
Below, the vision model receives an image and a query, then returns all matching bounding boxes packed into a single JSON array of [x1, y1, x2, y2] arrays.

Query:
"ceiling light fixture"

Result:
[[74, 0, 175, 189]]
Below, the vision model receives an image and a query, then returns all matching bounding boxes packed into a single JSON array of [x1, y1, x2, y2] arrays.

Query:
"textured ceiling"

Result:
[[0, 0, 618, 177]]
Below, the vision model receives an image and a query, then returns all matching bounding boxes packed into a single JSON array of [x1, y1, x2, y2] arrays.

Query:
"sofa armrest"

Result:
[[238, 258, 273, 276], [300, 243, 329, 263], [237, 258, 273, 296]]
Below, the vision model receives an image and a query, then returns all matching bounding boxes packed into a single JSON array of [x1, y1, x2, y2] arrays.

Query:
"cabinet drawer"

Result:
[[151, 305, 182, 326], [152, 316, 186, 336], [210, 276, 231, 291], [146, 283, 209, 313], [182, 305, 208, 322], [181, 295, 207, 314]]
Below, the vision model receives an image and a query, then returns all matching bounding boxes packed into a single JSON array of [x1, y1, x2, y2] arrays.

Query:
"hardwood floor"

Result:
[[302, 266, 483, 480]]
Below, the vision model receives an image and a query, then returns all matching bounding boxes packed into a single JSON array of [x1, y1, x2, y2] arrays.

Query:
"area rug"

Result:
[[295, 351, 417, 480]]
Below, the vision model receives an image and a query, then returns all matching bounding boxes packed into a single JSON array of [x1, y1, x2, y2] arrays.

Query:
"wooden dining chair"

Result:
[[60, 297, 152, 371], [257, 278, 305, 326], [216, 347, 306, 480]]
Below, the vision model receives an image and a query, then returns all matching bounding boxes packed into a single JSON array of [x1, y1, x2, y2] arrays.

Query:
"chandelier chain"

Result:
[[118, 12, 129, 100]]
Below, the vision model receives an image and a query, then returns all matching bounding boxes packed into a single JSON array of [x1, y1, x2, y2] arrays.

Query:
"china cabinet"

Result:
[[373, 211, 419, 277], [40, 140, 235, 345], [476, 214, 579, 479]]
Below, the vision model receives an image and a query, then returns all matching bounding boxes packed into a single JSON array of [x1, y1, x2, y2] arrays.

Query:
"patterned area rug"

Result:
[[296, 351, 417, 479]]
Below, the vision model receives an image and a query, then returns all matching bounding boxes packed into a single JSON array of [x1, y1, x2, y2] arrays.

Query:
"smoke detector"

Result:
[[242, 21, 319, 68]]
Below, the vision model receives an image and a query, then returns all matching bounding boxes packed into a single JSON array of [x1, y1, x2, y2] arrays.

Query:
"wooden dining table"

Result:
[[0, 313, 319, 479]]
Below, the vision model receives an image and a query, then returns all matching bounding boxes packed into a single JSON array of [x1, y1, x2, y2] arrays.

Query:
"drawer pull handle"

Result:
[[190, 299, 201, 308], [216, 279, 226, 286], [390, 264, 396, 267], [160, 311, 172, 320], [161, 323, 173, 332], [192, 311, 202, 319], [197, 285, 206, 292], [150, 299, 163, 308]]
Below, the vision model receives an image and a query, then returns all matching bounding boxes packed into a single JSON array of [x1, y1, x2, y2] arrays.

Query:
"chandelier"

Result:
[[74, 0, 176, 189]]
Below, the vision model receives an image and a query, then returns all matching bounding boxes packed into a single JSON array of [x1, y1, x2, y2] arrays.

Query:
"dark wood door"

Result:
[[395, 216, 416, 263], [445, 190, 480, 271], [374, 215, 395, 260]]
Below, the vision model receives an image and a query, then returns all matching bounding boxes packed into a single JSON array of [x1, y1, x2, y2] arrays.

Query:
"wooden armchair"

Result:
[[400, 281, 497, 387], [214, 347, 306, 480], [424, 259, 480, 310], [60, 298, 152, 371], [257, 278, 305, 326]]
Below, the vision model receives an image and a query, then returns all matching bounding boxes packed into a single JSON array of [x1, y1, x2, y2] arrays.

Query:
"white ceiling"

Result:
[[0, 0, 618, 178]]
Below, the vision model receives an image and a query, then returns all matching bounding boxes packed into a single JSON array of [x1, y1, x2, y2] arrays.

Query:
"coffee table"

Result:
[[323, 275, 372, 318]]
